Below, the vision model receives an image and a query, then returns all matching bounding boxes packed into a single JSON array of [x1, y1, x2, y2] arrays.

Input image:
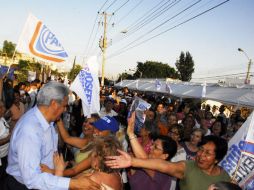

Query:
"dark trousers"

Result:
[[3, 174, 36, 190], [0, 156, 8, 179], [0, 156, 8, 190]]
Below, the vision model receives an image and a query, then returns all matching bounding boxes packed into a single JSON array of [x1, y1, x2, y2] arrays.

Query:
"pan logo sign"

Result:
[[29, 21, 68, 62]]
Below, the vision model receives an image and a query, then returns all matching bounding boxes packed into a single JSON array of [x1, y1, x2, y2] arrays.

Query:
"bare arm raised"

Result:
[[57, 119, 91, 149], [106, 149, 186, 179]]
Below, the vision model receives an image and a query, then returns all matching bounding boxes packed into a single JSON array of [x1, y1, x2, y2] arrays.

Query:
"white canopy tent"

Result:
[[115, 79, 254, 108]]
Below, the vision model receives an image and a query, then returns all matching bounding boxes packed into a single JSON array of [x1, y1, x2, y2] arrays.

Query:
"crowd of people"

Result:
[[0, 75, 250, 190]]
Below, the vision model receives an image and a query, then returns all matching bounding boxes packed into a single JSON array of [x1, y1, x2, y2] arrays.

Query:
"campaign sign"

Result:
[[70, 56, 100, 117], [220, 112, 254, 189], [129, 97, 151, 134], [29, 22, 68, 62]]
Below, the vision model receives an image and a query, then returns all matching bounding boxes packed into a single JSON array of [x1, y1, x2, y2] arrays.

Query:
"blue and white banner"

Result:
[[135, 79, 139, 89], [201, 82, 206, 98], [220, 111, 254, 189], [17, 14, 68, 63], [128, 97, 151, 134], [165, 82, 172, 94], [70, 56, 100, 117], [0, 65, 15, 80], [28, 70, 36, 82], [155, 79, 161, 91]]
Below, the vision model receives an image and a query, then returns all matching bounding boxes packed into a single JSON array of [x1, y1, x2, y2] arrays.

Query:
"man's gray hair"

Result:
[[37, 81, 69, 106]]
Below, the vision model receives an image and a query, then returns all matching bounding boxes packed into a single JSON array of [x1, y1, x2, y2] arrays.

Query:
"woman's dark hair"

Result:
[[198, 135, 228, 162], [182, 115, 196, 127], [177, 102, 186, 113], [155, 135, 177, 161], [211, 120, 226, 136], [167, 112, 177, 120], [91, 113, 100, 121], [212, 181, 242, 190], [170, 124, 184, 141]]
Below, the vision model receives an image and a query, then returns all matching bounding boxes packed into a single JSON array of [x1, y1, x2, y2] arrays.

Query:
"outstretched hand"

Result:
[[105, 149, 132, 169]]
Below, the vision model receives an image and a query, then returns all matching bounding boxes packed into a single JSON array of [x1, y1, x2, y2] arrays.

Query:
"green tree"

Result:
[[68, 64, 82, 81], [2, 40, 16, 57], [134, 61, 178, 79], [116, 72, 134, 82], [16, 60, 42, 82], [175, 51, 194, 81]]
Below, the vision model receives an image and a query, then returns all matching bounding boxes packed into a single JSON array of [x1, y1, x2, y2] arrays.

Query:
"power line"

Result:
[[99, 0, 110, 12], [107, 0, 230, 59], [83, 0, 110, 56], [127, 0, 173, 32], [122, 0, 182, 39], [104, 0, 118, 11], [125, 0, 168, 31], [106, 0, 132, 38], [107, 0, 130, 28], [83, 13, 99, 56], [111, 0, 214, 49], [110, 0, 187, 47], [192, 72, 254, 79], [87, 15, 103, 56], [106, 0, 146, 45], [108, 0, 202, 58], [111, 0, 180, 47], [116, 0, 144, 25], [113, 0, 130, 14]]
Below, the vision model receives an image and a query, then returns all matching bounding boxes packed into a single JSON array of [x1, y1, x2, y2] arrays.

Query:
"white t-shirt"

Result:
[[170, 147, 187, 190], [0, 117, 10, 161], [99, 107, 118, 118]]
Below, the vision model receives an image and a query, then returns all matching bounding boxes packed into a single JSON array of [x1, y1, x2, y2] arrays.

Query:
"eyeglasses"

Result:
[[198, 147, 215, 157]]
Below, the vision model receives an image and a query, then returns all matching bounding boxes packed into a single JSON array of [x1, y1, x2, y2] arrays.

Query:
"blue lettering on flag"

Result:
[[79, 68, 93, 105], [0, 65, 15, 80], [138, 103, 146, 110], [244, 142, 254, 155], [220, 140, 245, 174], [155, 79, 161, 90], [35, 25, 68, 58]]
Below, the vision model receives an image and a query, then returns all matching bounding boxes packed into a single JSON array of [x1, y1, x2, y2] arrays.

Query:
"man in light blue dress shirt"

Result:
[[5, 81, 100, 190]]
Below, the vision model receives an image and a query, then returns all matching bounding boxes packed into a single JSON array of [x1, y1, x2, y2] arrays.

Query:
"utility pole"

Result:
[[238, 48, 253, 84], [99, 12, 112, 87], [245, 59, 252, 84]]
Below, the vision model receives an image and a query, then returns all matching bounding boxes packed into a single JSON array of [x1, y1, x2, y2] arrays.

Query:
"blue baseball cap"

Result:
[[91, 116, 119, 133]]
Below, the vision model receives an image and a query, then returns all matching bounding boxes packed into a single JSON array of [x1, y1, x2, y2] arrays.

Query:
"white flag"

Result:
[[28, 70, 36, 82], [155, 79, 161, 91], [220, 111, 254, 189], [136, 80, 139, 89], [70, 56, 100, 117], [166, 82, 172, 94], [17, 14, 68, 63], [201, 82, 206, 98]]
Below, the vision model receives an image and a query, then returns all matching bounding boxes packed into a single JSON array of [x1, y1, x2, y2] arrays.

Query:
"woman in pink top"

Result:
[[137, 123, 153, 154]]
